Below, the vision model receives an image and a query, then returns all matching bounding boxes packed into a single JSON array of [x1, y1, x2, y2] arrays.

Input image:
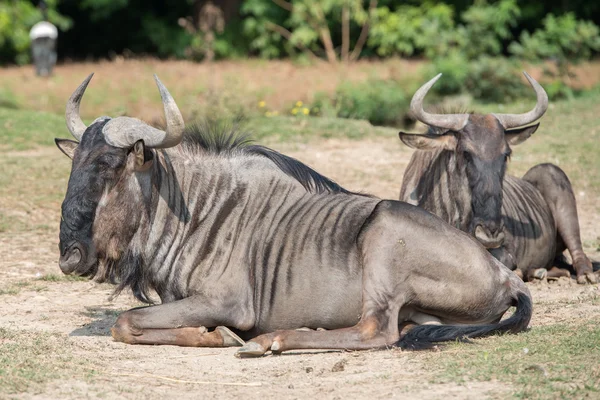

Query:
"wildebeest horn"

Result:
[[102, 75, 185, 149], [493, 72, 548, 129], [65, 73, 94, 141], [410, 73, 470, 131]]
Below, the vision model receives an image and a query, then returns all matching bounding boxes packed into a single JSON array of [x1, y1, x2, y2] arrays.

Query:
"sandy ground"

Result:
[[1, 137, 599, 399]]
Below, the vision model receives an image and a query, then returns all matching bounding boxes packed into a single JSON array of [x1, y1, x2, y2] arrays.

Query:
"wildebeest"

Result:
[[55, 74, 532, 357], [399, 72, 596, 284]]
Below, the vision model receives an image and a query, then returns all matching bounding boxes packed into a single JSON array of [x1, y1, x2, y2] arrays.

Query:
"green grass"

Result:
[[247, 115, 397, 142], [426, 319, 600, 399], [0, 108, 67, 151]]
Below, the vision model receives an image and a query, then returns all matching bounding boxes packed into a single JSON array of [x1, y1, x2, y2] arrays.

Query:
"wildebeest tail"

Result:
[[397, 291, 532, 350]]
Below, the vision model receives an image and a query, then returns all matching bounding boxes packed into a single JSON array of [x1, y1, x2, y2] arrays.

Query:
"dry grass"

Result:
[[0, 58, 424, 122]]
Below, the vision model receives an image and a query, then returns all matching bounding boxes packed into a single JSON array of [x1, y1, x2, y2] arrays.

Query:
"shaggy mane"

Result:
[[180, 121, 358, 196]]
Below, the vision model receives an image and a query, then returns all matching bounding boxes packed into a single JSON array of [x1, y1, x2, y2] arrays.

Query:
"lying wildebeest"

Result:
[[55, 74, 532, 357], [399, 72, 596, 284]]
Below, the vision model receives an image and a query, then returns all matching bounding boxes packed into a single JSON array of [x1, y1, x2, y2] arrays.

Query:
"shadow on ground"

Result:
[[70, 306, 120, 336]]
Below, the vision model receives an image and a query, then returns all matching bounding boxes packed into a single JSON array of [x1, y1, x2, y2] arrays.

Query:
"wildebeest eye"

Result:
[[462, 151, 472, 161]]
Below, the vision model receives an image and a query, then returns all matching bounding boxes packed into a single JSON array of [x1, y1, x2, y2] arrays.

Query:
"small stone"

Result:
[[332, 360, 346, 372], [305, 367, 313, 373], [288, 384, 294, 389]]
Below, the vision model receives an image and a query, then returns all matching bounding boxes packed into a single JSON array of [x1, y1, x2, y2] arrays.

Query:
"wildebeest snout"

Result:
[[59, 244, 82, 274], [474, 223, 505, 249]]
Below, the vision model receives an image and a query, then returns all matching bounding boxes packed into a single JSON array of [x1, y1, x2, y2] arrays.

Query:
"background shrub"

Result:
[[311, 79, 409, 127]]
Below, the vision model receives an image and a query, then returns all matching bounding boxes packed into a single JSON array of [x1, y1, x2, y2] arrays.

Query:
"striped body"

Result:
[[400, 148, 557, 275], [94, 146, 378, 332]]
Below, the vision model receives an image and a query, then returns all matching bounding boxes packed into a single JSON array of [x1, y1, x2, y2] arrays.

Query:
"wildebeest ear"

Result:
[[399, 132, 457, 151], [55, 138, 78, 159], [505, 123, 539, 146], [132, 140, 153, 171]]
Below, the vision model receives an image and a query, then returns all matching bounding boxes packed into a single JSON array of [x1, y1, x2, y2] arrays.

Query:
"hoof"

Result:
[[235, 341, 266, 358], [533, 268, 547, 281], [577, 272, 598, 285], [216, 326, 245, 347]]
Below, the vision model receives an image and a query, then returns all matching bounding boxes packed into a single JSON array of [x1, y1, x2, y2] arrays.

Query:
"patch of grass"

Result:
[[37, 273, 88, 282], [0, 281, 50, 296], [246, 115, 397, 142], [426, 319, 600, 399], [0, 108, 67, 151], [0, 287, 20, 296], [0, 328, 76, 394]]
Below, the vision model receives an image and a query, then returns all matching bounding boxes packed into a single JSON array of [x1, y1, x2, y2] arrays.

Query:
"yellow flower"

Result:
[[302, 108, 310, 115], [258, 101, 266, 108], [265, 111, 272, 117], [291, 108, 298, 115], [295, 101, 303, 107]]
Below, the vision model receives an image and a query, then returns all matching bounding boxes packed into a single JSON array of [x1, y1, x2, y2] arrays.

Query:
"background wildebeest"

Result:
[[399, 72, 597, 284], [55, 74, 532, 357]]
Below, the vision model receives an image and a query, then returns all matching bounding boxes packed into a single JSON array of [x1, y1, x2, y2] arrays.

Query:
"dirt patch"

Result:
[[1, 137, 598, 399]]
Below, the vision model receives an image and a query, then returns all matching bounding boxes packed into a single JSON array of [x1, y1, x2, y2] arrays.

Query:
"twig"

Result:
[[265, 21, 319, 60], [349, 0, 377, 62], [341, 4, 350, 63], [314, 4, 338, 63], [108, 371, 263, 387], [271, 0, 293, 12]]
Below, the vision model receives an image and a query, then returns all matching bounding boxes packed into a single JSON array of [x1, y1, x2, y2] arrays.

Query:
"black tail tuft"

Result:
[[397, 292, 532, 350]]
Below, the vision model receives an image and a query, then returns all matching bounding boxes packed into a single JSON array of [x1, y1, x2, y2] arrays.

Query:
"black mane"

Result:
[[181, 121, 358, 196]]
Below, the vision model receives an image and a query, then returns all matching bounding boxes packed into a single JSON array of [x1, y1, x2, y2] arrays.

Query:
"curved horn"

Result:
[[65, 73, 93, 141], [410, 73, 469, 131], [152, 74, 185, 148], [493, 72, 548, 129], [101, 75, 185, 149]]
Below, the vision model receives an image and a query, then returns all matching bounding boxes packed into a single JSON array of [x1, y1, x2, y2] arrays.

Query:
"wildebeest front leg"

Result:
[[523, 164, 597, 284], [235, 315, 397, 358], [111, 296, 247, 347]]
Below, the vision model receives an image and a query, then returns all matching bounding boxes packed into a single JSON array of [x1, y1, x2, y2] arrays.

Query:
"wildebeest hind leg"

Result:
[[523, 164, 597, 284], [235, 314, 399, 358]]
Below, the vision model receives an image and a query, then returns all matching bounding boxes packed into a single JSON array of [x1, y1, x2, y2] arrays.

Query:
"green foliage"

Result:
[[313, 79, 409, 126], [369, 0, 519, 60], [509, 13, 600, 77], [428, 51, 469, 96], [543, 79, 574, 100], [142, 14, 190, 58], [241, 0, 287, 58], [458, 0, 520, 58], [80, 0, 129, 21], [243, 0, 375, 62], [428, 55, 526, 102], [464, 56, 527, 102], [0, 0, 71, 64], [369, 3, 456, 58]]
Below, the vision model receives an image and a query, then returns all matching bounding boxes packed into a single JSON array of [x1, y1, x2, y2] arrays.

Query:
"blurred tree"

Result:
[[242, 0, 378, 63], [509, 13, 600, 81], [368, 3, 456, 58], [0, 0, 71, 65], [0, 0, 598, 64], [179, 1, 225, 62]]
